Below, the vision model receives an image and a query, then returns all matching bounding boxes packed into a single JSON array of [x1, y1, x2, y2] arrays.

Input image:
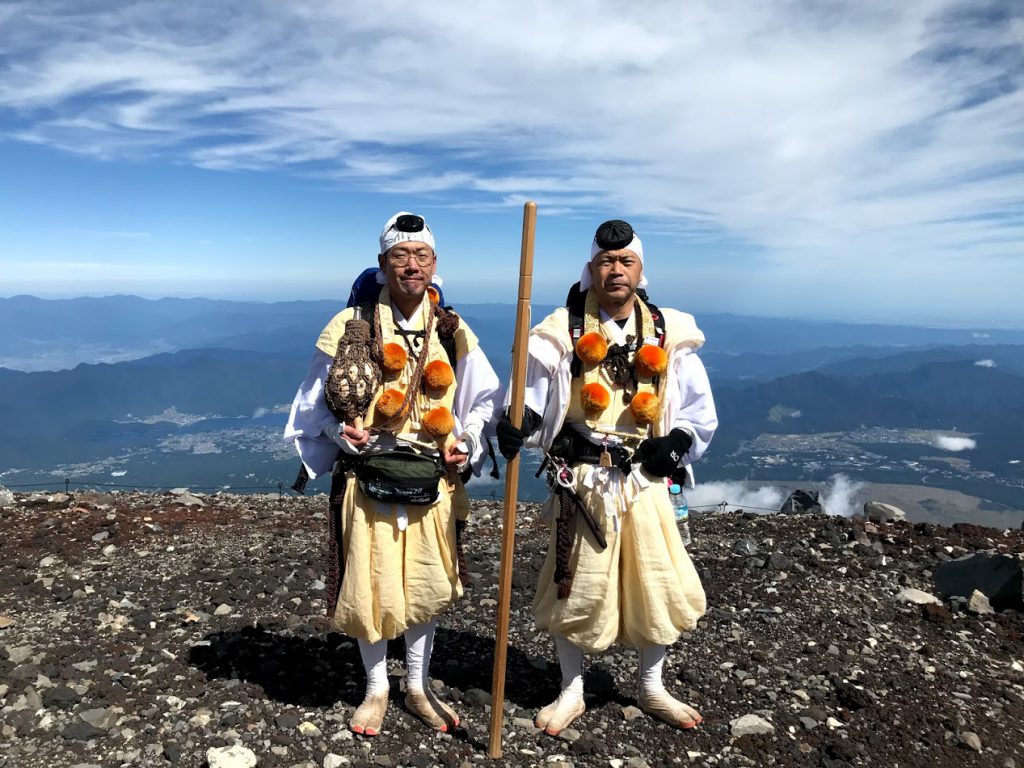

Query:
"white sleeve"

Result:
[[454, 346, 503, 474], [671, 351, 718, 463], [506, 333, 558, 419], [282, 350, 344, 479]]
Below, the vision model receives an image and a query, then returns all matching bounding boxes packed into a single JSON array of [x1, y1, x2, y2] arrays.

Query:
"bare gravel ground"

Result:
[[1, 489, 1023, 768]]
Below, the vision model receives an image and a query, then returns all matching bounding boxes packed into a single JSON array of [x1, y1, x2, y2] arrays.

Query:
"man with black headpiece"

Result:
[[284, 212, 501, 736], [497, 220, 717, 734]]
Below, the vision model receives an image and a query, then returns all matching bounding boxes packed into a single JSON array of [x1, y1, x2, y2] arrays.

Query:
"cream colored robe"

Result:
[[525, 302, 717, 652]]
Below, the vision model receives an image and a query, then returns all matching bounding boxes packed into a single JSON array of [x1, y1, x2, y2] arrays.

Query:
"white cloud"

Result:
[[686, 481, 787, 513], [0, 0, 1022, 315], [934, 435, 977, 451], [688, 473, 865, 517], [974, 358, 996, 367], [820, 474, 865, 518]]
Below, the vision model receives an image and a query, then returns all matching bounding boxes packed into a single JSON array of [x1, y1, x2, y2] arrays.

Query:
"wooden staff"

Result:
[[487, 200, 536, 758]]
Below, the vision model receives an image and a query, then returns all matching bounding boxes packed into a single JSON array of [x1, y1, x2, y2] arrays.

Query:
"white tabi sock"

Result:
[[357, 637, 390, 696], [555, 635, 585, 698], [638, 643, 667, 698], [404, 619, 437, 694]]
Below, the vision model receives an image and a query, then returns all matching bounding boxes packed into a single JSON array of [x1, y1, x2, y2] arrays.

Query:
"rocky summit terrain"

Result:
[[1, 488, 1023, 768]]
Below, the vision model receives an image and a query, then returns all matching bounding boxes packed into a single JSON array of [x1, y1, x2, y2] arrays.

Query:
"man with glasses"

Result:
[[496, 219, 717, 736], [285, 212, 501, 736]]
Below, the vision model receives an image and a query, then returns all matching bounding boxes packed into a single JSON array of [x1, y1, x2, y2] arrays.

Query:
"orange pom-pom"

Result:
[[375, 388, 406, 418], [579, 382, 611, 416], [427, 285, 441, 304], [422, 406, 455, 438], [382, 342, 408, 373], [635, 345, 668, 378], [575, 332, 608, 365], [423, 359, 455, 390], [629, 391, 661, 424]]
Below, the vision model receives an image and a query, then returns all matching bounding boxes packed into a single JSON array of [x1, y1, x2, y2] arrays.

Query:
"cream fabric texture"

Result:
[[333, 476, 461, 643]]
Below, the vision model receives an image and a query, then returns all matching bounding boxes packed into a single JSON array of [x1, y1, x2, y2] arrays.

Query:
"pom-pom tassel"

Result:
[[575, 332, 608, 365], [423, 360, 455, 390], [629, 391, 661, 425], [422, 406, 455, 438], [375, 388, 407, 418], [579, 382, 611, 416], [635, 345, 668, 378], [381, 342, 408, 373]]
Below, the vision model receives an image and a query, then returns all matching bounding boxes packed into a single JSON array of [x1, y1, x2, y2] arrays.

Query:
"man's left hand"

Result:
[[634, 429, 694, 477]]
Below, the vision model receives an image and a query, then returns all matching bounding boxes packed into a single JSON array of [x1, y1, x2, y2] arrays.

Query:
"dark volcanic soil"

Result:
[[1, 489, 1023, 768]]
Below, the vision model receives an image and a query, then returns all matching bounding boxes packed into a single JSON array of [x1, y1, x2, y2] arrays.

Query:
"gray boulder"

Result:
[[781, 490, 822, 515], [864, 501, 906, 523]]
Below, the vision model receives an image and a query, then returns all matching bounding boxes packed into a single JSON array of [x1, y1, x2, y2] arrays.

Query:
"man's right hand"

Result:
[[325, 422, 370, 450], [496, 415, 525, 460], [341, 424, 370, 447]]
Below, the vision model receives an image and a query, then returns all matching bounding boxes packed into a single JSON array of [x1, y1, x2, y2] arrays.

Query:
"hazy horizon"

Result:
[[5, 290, 1024, 332]]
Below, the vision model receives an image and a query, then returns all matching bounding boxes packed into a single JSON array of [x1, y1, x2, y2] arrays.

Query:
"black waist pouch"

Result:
[[355, 449, 444, 506]]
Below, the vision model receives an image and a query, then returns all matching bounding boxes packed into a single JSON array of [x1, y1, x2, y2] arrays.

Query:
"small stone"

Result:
[[324, 756, 349, 768], [620, 705, 644, 722], [730, 713, 774, 737], [557, 728, 581, 742], [215, 604, 233, 616], [63, 720, 106, 741], [959, 731, 982, 752], [799, 717, 818, 731], [276, 712, 301, 730], [101, 544, 117, 557], [967, 590, 995, 615], [298, 721, 322, 738], [464, 688, 492, 707], [80, 707, 119, 729], [91, 531, 109, 542], [0, 615, 14, 629], [6, 646, 33, 664], [896, 588, 941, 605], [206, 744, 258, 768], [732, 540, 758, 556], [42, 686, 81, 709]]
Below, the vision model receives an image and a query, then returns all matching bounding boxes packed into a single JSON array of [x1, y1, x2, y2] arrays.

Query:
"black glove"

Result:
[[495, 407, 542, 460], [496, 416, 525, 460], [634, 429, 694, 477]]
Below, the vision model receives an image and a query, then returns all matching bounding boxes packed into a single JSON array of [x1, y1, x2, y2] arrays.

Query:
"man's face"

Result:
[[588, 248, 643, 304], [378, 241, 437, 304]]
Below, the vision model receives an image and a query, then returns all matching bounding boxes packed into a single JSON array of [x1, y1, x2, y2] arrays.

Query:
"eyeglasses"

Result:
[[386, 251, 435, 267]]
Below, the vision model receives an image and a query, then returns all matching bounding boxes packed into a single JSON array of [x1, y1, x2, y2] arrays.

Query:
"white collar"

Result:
[[599, 306, 635, 345]]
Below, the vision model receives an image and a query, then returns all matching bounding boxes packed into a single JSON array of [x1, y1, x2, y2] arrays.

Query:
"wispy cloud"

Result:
[[1, 0, 1022, 293], [975, 358, 997, 367]]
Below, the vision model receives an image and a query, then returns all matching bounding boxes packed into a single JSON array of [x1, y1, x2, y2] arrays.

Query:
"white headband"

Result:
[[379, 211, 436, 255], [580, 233, 648, 290]]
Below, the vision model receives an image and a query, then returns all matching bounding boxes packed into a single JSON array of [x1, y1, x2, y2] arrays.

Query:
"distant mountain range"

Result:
[[4, 294, 1023, 371], [1, 295, 1022, 508]]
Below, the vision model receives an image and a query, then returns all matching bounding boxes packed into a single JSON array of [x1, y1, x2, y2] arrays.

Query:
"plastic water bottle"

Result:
[[669, 482, 691, 546]]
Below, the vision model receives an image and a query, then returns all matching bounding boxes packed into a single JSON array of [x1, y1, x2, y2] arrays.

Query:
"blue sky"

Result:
[[1, 0, 1022, 326]]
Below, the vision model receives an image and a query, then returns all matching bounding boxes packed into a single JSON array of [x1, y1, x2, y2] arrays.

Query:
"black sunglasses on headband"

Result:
[[392, 214, 425, 233]]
